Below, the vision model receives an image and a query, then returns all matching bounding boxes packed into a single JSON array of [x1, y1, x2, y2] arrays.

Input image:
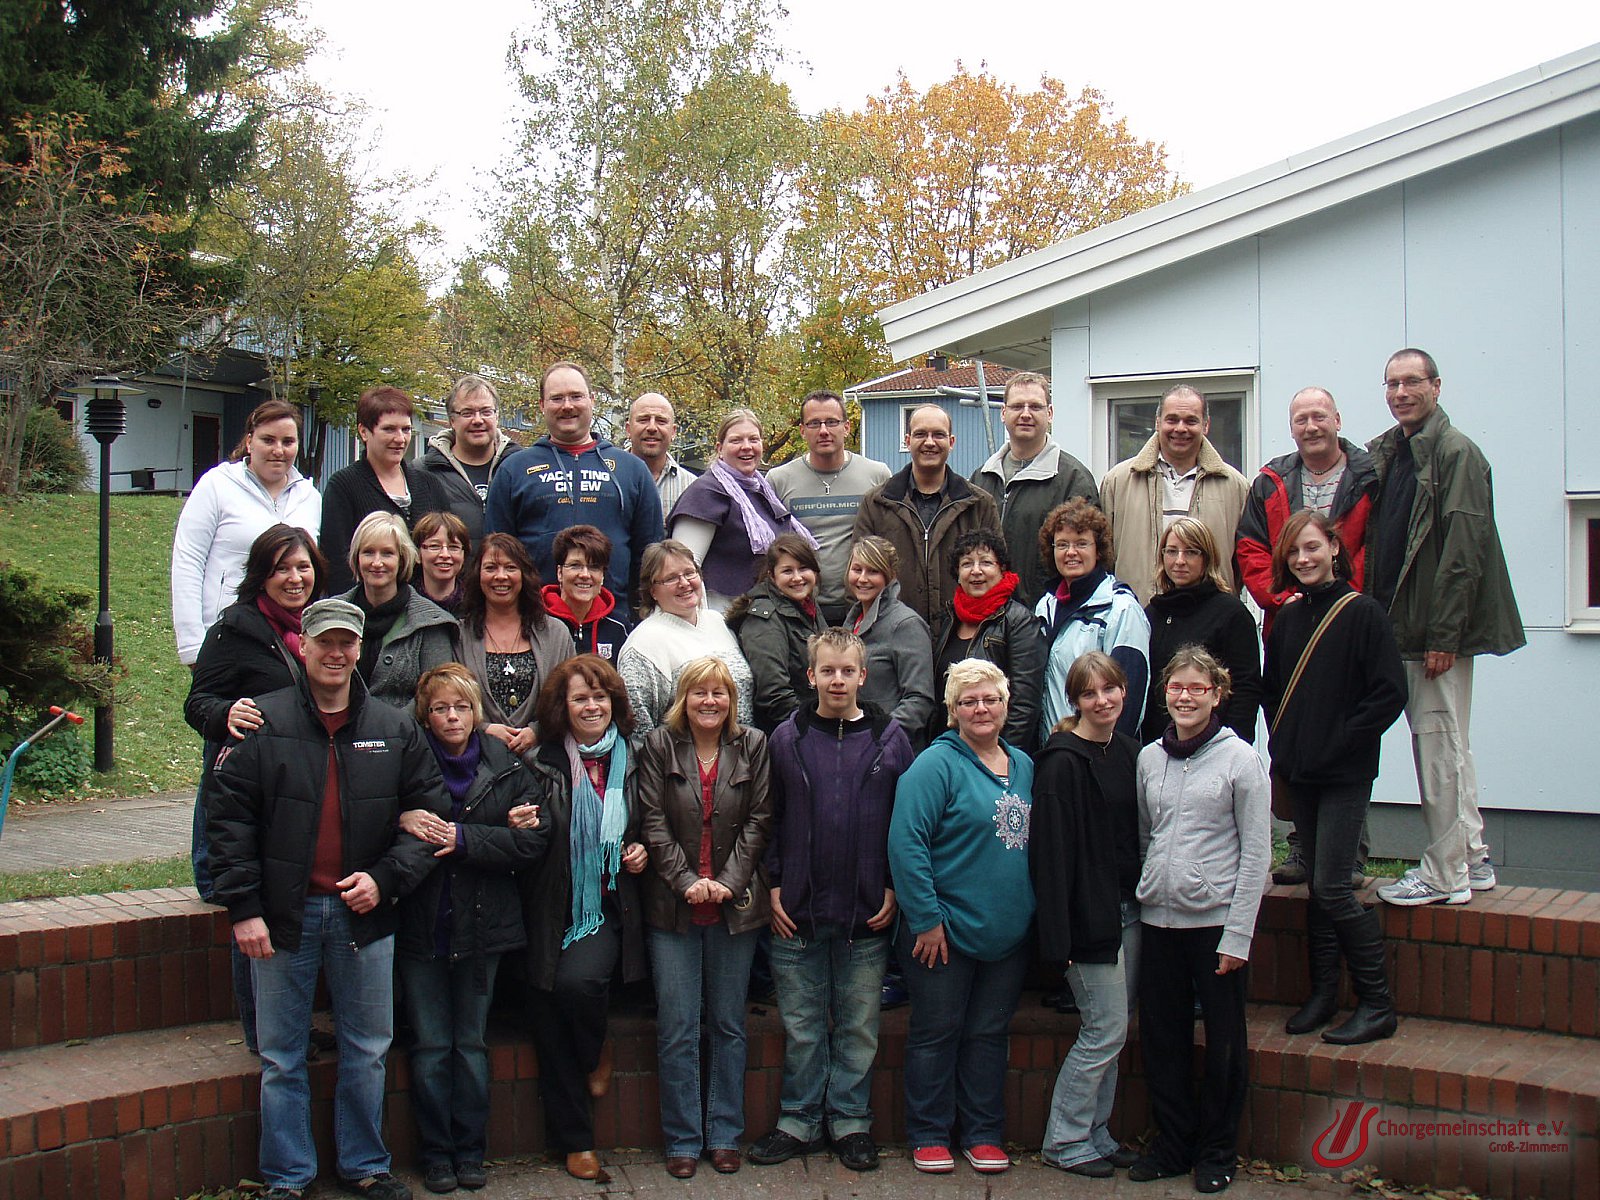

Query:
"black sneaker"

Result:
[[833, 1132, 879, 1172], [747, 1129, 822, 1165], [1128, 1155, 1187, 1183], [1272, 852, 1307, 886], [1107, 1146, 1141, 1169], [339, 1173, 413, 1200], [1196, 1166, 1234, 1193], [422, 1162, 457, 1194], [454, 1162, 487, 1190]]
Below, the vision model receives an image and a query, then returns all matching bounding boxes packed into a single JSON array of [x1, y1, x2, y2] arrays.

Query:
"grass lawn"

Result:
[[0, 493, 199, 804], [0, 853, 191, 903]]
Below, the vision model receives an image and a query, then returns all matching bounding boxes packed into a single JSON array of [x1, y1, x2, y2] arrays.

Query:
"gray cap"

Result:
[[301, 598, 365, 640]]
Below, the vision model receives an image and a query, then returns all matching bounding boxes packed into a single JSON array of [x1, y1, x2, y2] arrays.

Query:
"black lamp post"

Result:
[[81, 374, 140, 772]]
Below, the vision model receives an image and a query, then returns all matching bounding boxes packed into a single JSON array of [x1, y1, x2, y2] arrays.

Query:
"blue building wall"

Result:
[[858, 395, 1007, 479], [1044, 117, 1599, 821]]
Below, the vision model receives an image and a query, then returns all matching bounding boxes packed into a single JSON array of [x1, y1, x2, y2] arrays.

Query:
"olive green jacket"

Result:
[[1367, 407, 1525, 659]]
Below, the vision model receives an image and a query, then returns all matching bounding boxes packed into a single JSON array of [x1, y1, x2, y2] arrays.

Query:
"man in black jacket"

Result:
[[208, 598, 448, 1200], [421, 374, 519, 541]]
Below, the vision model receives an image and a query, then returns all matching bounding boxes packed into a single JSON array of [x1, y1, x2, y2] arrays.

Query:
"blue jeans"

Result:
[[399, 952, 501, 1168], [648, 923, 760, 1157], [768, 925, 889, 1140], [252, 895, 396, 1190], [1042, 915, 1141, 1167], [897, 923, 1028, 1150]]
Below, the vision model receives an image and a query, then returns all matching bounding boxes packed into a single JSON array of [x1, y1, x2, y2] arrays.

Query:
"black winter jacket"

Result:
[[1263, 581, 1407, 787], [727, 581, 826, 734], [397, 734, 549, 963], [1141, 580, 1262, 746], [520, 740, 648, 990], [929, 597, 1046, 751], [205, 676, 449, 951], [185, 601, 304, 766], [1029, 728, 1140, 965]]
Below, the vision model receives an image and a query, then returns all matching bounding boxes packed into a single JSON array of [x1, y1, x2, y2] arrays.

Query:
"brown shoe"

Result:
[[586, 1039, 614, 1098], [710, 1148, 741, 1174], [665, 1156, 698, 1179], [565, 1151, 609, 1182]]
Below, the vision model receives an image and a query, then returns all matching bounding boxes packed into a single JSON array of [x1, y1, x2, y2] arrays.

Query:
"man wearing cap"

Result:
[[208, 599, 449, 1200]]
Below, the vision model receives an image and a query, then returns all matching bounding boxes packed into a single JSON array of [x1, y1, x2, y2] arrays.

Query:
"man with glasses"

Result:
[[1367, 349, 1524, 908], [423, 374, 520, 541], [622, 392, 697, 513], [970, 372, 1098, 608], [486, 361, 665, 621], [852, 404, 999, 626], [769, 391, 891, 622], [1100, 383, 1250, 604]]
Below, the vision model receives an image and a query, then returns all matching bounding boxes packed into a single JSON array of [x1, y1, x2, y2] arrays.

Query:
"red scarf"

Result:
[[256, 594, 306, 662], [951, 571, 1020, 625]]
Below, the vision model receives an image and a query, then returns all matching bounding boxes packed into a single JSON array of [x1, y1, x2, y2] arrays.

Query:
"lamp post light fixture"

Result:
[[80, 374, 143, 772]]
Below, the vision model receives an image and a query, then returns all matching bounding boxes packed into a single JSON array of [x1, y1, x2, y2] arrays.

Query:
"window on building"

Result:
[[54, 398, 75, 425], [1567, 496, 1600, 632], [1091, 373, 1255, 475]]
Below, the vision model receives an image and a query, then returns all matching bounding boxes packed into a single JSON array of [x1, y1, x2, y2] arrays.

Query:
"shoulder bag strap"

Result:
[[1270, 591, 1360, 736]]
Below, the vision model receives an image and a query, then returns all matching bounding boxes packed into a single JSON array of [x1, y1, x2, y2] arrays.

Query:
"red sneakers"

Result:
[[912, 1146, 955, 1173], [963, 1144, 1012, 1172]]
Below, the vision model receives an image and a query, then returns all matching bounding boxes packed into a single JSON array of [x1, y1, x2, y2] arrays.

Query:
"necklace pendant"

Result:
[[503, 660, 516, 676]]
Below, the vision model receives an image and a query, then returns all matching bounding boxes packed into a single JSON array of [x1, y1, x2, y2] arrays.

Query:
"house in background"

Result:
[[849, 359, 1024, 478], [877, 43, 1600, 888]]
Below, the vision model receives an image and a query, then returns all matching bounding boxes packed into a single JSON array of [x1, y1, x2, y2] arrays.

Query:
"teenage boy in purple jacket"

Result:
[[747, 628, 914, 1173]]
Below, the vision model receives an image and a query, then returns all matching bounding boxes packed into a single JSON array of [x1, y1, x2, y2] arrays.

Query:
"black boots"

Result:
[[1285, 901, 1341, 1035], [1323, 907, 1397, 1044]]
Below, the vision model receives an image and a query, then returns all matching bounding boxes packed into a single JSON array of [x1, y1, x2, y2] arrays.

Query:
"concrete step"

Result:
[[1, 1002, 1595, 1200]]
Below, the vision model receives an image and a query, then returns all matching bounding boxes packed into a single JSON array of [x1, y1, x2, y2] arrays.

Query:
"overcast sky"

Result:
[[303, 0, 1600, 277]]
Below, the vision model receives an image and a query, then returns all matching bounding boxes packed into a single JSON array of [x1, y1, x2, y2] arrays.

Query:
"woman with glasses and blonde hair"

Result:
[[615, 540, 755, 735], [1130, 646, 1269, 1194], [667, 409, 819, 612], [1140, 516, 1261, 746], [637, 657, 772, 1177], [339, 511, 459, 710], [888, 659, 1035, 1176], [396, 664, 547, 1194]]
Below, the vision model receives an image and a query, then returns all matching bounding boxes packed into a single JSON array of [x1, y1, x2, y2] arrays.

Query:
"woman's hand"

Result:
[[507, 803, 541, 830], [684, 877, 732, 904], [911, 922, 949, 968], [1216, 953, 1247, 975], [485, 723, 536, 754], [400, 808, 452, 845], [621, 842, 648, 874], [769, 886, 797, 938], [226, 697, 263, 739], [866, 888, 897, 931]]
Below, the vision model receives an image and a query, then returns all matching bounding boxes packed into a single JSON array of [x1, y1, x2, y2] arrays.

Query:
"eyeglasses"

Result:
[[655, 569, 701, 588], [452, 406, 497, 419], [802, 418, 844, 431], [955, 695, 1005, 710], [1004, 402, 1048, 414], [1162, 546, 1204, 559], [419, 540, 461, 554], [1054, 539, 1093, 552], [428, 703, 474, 716], [1164, 682, 1215, 697], [1383, 376, 1435, 391], [559, 561, 598, 573]]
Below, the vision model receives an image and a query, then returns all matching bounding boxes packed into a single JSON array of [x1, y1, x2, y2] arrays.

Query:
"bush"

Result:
[[0, 558, 114, 737], [3, 719, 90, 795], [18, 404, 90, 493]]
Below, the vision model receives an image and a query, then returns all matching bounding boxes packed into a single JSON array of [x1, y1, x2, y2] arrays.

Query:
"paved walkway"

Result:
[[0, 790, 192, 873]]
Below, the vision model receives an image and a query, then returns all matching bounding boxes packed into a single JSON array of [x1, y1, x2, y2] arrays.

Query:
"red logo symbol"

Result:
[[1312, 1101, 1379, 1168]]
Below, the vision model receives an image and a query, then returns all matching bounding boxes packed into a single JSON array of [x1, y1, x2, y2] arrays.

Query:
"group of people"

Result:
[[168, 348, 1522, 1200]]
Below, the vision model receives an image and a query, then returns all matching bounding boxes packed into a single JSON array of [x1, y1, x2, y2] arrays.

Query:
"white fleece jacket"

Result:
[[170, 460, 322, 663]]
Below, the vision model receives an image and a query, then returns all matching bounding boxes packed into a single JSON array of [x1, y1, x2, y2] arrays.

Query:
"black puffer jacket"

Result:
[[727, 580, 826, 734], [397, 734, 550, 963], [205, 676, 448, 951], [929, 597, 1046, 751], [520, 739, 648, 991], [185, 601, 304, 770]]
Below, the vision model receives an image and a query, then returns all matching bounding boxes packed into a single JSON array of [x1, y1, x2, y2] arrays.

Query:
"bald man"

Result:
[[623, 392, 696, 511]]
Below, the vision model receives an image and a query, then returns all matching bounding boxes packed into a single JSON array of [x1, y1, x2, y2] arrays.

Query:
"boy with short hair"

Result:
[[747, 628, 914, 1172]]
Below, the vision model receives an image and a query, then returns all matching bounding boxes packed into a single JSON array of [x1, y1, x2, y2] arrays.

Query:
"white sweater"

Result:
[[616, 609, 755, 735], [170, 460, 322, 663]]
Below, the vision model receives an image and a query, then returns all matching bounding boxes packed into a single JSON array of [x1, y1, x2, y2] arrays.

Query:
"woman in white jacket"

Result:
[[170, 400, 322, 664]]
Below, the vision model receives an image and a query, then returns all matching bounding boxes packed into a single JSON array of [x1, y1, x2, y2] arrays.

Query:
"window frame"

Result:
[[1567, 495, 1600, 633], [1087, 369, 1258, 477]]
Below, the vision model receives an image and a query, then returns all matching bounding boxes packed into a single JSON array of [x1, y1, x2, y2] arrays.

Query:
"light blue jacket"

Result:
[[888, 732, 1036, 960], [1035, 572, 1151, 741]]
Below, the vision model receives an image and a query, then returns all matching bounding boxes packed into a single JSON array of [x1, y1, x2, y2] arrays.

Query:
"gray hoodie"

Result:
[[1135, 727, 1270, 961]]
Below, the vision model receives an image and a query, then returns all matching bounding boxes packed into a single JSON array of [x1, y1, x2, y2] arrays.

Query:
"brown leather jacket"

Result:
[[636, 725, 773, 935]]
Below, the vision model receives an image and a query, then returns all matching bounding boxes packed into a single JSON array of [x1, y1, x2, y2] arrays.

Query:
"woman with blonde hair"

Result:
[[1141, 516, 1260, 745], [667, 408, 819, 611], [339, 511, 459, 709], [844, 535, 936, 745], [1030, 651, 1142, 1175], [637, 657, 772, 1177]]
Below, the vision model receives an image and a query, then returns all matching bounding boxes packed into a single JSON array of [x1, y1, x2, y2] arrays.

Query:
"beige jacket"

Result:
[[1100, 435, 1250, 604]]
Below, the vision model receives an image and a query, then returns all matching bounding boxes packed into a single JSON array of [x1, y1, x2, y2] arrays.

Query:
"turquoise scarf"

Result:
[[562, 725, 628, 948]]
